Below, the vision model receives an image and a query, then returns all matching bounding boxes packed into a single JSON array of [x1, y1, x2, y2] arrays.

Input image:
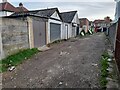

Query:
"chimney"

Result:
[[19, 3, 23, 7], [2, 0, 7, 2]]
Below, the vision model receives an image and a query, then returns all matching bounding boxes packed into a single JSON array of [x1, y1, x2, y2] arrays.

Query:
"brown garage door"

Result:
[[33, 20, 46, 48]]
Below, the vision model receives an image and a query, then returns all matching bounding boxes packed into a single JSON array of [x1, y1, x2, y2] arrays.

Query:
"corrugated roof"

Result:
[[60, 11, 77, 23]]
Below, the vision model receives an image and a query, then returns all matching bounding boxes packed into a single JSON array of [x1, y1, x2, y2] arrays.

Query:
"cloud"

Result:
[[3, 0, 116, 21], [3, 0, 115, 2]]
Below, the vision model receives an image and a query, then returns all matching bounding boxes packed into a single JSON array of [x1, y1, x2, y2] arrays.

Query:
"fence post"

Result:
[[0, 18, 4, 60], [0, 27, 3, 60]]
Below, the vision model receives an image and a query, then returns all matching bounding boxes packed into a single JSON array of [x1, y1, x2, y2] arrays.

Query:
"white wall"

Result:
[[115, 1, 120, 21], [72, 13, 79, 24], [71, 13, 79, 37], [51, 11, 61, 20], [47, 19, 62, 44], [0, 11, 13, 17], [61, 23, 72, 39]]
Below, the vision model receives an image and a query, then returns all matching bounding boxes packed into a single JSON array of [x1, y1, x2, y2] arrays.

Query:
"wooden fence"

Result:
[[115, 18, 120, 72]]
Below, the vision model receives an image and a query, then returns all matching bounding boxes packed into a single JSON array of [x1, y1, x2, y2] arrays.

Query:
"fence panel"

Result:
[[115, 18, 120, 72], [108, 23, 117, 50], [0, 27, 3, 60]]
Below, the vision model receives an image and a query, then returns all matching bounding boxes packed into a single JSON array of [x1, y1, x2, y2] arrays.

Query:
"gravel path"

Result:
[[2, 33, 106, 88]]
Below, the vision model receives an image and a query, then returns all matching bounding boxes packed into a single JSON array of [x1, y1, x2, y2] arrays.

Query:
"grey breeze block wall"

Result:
[[0, 18, 29, 60]]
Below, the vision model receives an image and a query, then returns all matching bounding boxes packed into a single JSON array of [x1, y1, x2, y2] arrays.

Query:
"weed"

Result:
[[100, 51, 110, 89], [0, 48, 39, 73]]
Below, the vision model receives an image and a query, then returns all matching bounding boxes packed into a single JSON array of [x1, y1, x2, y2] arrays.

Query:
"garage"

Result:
[[50, 23, 61, 42]]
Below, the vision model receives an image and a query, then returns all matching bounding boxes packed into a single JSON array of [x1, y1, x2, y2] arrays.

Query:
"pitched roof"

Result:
[[0, 2, 28, 12], [0, 2, 17, 12], [79, 18, 87, 20], [16, 7, 28, 12], [60, 11, 77, 23], [94, 20, 105, 24], [11, 8, 59, 18]]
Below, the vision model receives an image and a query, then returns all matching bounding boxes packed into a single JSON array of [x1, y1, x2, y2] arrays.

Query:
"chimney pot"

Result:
[[19, 3, 23, 7]]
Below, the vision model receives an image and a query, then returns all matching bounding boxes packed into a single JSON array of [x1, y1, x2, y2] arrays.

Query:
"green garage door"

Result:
[[50, 23, 61, 42]]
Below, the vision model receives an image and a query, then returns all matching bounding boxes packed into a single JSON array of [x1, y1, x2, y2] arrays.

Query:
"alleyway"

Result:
[[2, 33, 106, 88]]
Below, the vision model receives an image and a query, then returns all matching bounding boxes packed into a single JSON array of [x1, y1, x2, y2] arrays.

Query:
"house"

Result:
[[9, 8, 63, 48], [79, 18, 89, 33], [0, 0, 28, 17], [94, 17, 111, 32], [60, 11, 79, 39]]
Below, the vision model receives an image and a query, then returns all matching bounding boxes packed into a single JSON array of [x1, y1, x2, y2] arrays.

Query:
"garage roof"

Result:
[[60, 11, 77, 23]]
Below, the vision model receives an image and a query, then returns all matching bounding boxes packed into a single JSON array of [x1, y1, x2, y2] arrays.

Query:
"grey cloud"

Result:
[[12, 2, 116, 20]]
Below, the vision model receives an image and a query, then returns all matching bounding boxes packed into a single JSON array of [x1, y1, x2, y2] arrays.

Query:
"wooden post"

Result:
[[27, 16, 34, 49], [0, 26, 3, 60]]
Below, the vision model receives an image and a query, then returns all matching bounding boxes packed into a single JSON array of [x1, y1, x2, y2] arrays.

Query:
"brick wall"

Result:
[[0, 18, 29, 59]]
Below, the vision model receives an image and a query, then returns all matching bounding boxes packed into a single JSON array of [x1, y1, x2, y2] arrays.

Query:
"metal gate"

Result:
[[50, 23, 61, 42], [33, 20, 46, 48], [115, 18, 120, 72]]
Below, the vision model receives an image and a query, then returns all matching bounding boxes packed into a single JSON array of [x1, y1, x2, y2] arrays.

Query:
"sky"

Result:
[[0, 0, 116, 21]]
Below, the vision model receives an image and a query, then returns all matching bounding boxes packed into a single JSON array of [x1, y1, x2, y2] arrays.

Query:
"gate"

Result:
[[115, 18, 120, 72]]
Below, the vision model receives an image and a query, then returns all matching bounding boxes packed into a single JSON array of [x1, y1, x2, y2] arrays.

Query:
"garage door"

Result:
[[50, 23, 61, 42], [33, 20, 46, 48], [72, 26, 76, 37]]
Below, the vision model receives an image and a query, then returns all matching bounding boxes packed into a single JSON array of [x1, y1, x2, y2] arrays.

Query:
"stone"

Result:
[[108, 58, 112, 62], [59, 82, 63, 85], [107, 68, 113, 72], [91, 63, 98, 66]]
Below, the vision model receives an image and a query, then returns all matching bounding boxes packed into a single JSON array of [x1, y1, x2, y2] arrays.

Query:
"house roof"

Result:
[[11, 8, 62, 20], [79, 18, 89, 21], [16, 7, 28, 12], [0, 2, 17, 12], [94, 20, 105, 24], [60, 11, 77, 23], [0, 2, 28, 12]]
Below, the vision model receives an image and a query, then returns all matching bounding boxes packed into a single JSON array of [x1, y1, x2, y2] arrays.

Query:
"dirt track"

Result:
[[2, 33, 106, 88]]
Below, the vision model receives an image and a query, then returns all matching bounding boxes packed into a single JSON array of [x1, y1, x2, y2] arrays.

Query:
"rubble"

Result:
[[8, 66, 15, 72], [60, 51, 70, 56]]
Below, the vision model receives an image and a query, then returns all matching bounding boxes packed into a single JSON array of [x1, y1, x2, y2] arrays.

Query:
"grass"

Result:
[[100, 51, 110, 89], [0, 48, 40, 73]]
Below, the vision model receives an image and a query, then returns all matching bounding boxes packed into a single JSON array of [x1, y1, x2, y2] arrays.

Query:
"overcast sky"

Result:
[[1, 0, 116, 21]]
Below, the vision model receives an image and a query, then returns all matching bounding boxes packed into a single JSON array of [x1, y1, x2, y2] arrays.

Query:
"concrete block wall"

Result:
[[0, 18, 29, 60]]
